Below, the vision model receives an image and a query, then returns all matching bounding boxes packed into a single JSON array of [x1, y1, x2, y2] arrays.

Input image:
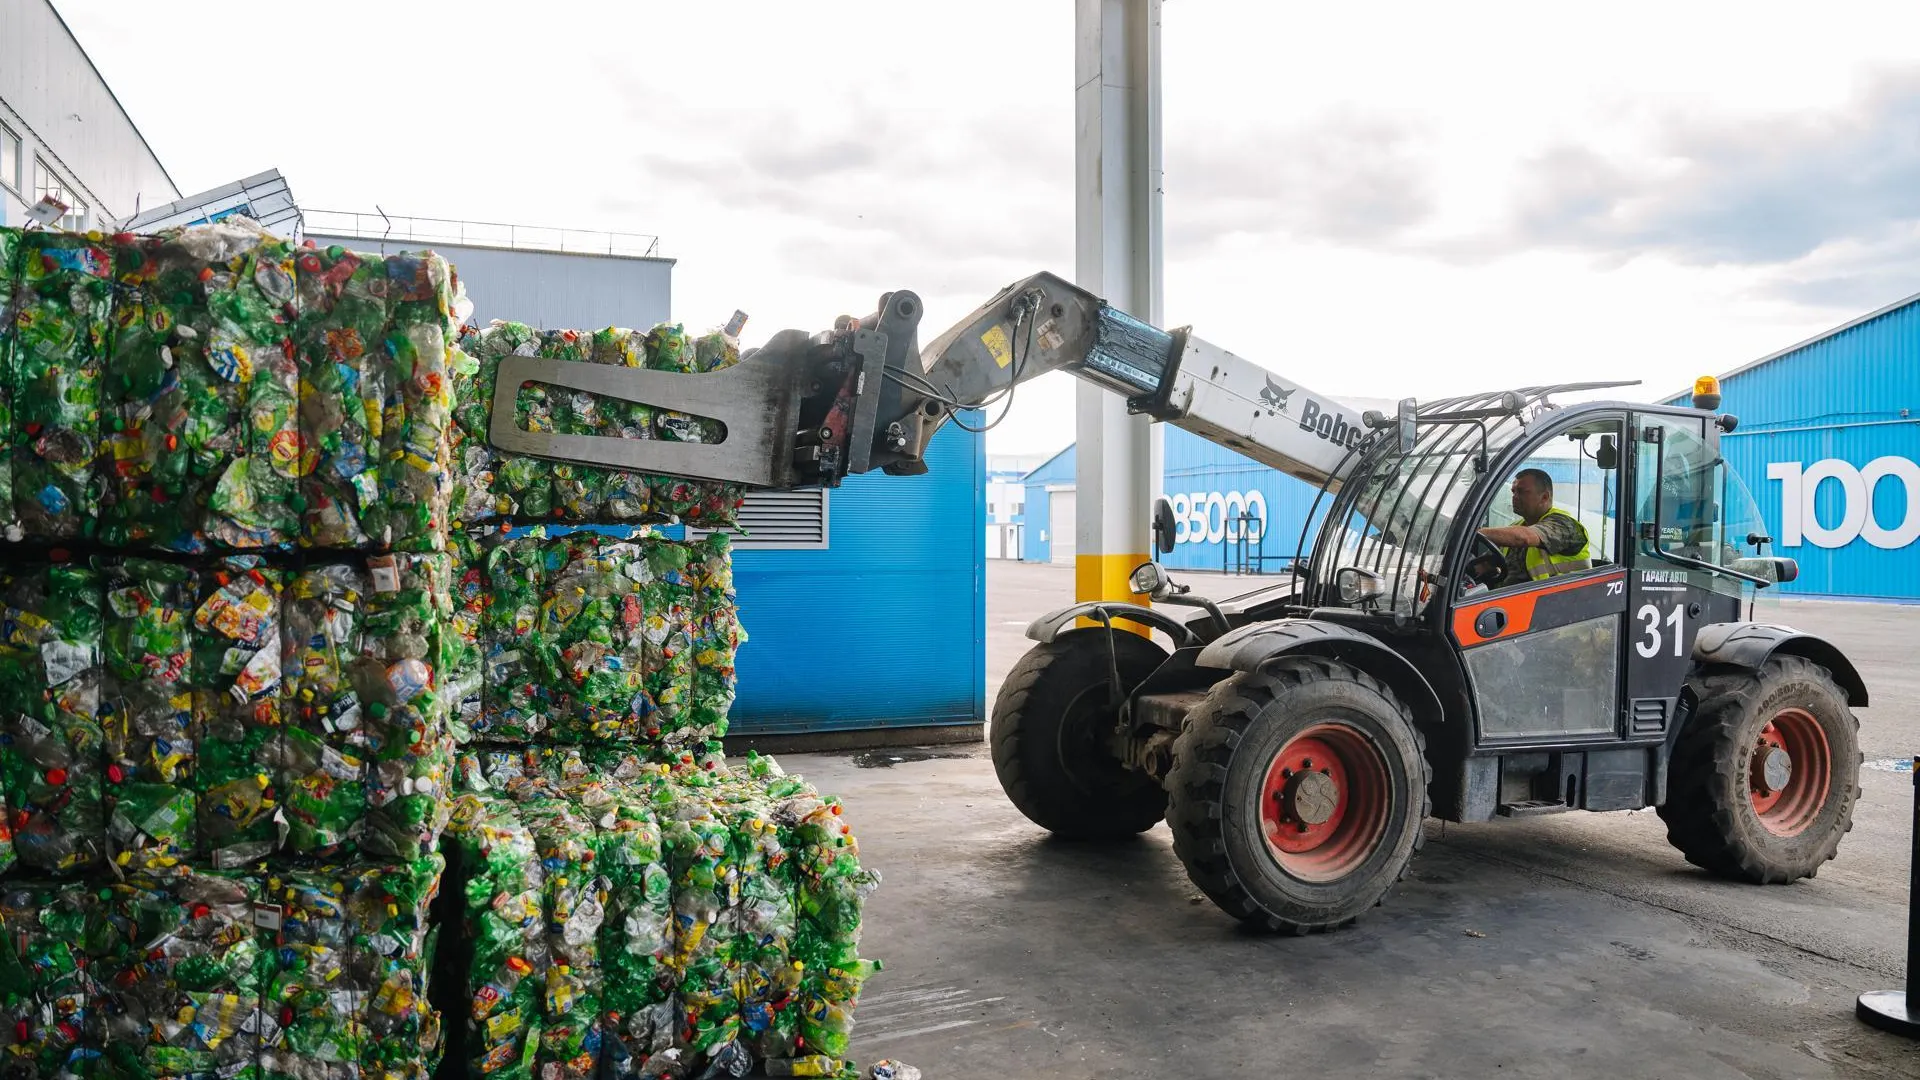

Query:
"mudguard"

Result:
[[1692, 622, 1868, 706], [1197, 618, 1445, 725], [1025, 602, 1201, 646]]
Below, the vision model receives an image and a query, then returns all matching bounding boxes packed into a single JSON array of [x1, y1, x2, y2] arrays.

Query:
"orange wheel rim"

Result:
[[1258, 723, 1391, 882], [1749, 707, 1831, 838]]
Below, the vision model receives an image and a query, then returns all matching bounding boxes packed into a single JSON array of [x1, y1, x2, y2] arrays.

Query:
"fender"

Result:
[[1026, 603, 1202, 647], [1197, 618, 1444, 727], [1692, 622, 1868, 706]]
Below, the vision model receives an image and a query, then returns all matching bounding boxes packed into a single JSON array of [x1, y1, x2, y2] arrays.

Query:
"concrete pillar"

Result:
[[1074, 0, 1163, 623]]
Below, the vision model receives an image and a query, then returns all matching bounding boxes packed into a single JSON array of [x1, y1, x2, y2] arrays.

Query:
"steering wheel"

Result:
[[1462, 533, 1506, 591]]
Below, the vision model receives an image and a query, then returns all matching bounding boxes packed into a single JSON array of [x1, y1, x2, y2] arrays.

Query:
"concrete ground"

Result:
[[784, 561, 1919, 1079]]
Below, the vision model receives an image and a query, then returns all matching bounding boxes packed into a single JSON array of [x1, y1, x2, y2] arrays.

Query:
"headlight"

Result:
[[1129, 563, 1166, 596]]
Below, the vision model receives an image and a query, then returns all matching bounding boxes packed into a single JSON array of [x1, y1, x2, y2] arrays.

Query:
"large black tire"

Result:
[[1658, 655, 1861, 883], [1166, 657, 1430, 933], [990, 628, 1170, 840]]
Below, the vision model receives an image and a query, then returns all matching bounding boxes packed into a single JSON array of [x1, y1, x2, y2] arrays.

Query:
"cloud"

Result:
[[1492, 69, 1920, 271], [1165, 111, 1439, 256], [1753, 224, 1920, 311]]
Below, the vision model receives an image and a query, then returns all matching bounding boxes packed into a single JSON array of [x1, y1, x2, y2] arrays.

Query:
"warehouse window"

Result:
[[0, 125, 18, 193], [688, 489, 829, 549], [32, 157, 86, 230]]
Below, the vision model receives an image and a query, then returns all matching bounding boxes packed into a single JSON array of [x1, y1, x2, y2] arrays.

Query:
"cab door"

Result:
[[1621, 412, 1745, 737], [1448, 415, 1630, 745]]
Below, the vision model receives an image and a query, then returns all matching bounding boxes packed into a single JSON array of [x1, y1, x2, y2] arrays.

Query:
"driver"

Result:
[[1476, 468, 1592, 586]]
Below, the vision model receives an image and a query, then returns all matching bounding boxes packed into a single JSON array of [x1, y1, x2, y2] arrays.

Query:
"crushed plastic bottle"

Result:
[[103, 222, 302, 552], [190, 557, 284, 868], [355, 553, 456, 859], [262, 854, 445, 1080], [100, 556, 201, 872], [446, 528, 487, 739], [97, 866, 272, 1080], [279, 562, 370, 858], [0, 562, 107, 873], [294, 246, 462, 554], [444, 793, 546, 1080], [3, 230, 111, 541], [0, 882, 104, 1073], [0, 226, 18, 541]]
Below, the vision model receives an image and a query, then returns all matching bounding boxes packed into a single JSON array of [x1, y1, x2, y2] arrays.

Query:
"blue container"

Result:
[[728, 418, 987, 733]]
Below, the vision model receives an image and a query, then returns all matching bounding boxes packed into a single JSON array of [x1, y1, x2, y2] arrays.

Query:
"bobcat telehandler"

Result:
[[492, 272, 1867, 933]]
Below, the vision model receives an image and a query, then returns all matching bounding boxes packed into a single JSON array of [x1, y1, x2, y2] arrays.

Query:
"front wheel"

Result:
[[991, 628, 1170, 840], [1166, 656, 1430, 933], [1658, 655, 1861, 883]]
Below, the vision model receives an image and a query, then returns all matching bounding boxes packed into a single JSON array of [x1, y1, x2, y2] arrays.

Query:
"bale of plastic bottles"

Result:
[[469, 528, 742, 750], [449, 321, 746, 530], [0, 857, 447, 1080], [444, 751, 880, 1080], [0, 221, 465, 552]]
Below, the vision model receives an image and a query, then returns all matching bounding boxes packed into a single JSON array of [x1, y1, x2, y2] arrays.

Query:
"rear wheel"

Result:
[[1166, 657, 1430, 933], [1659, 655, 1861, 883], [991, 628, 1170, 840]]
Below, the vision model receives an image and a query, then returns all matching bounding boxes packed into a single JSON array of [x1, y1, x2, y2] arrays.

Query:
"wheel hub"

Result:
[[1748, 707, 1832, 838], [1281, 769, 1339, 826], [1751, 744, 1793, 796], [1257, 723, 1392, 883]]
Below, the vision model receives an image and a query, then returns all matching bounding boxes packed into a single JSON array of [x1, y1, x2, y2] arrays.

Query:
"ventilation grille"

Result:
[[690, 489, 829, 549], [1630, 697, 1671, 735]]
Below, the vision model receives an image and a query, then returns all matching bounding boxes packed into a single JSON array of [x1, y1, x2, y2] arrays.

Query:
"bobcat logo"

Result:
[[1260, 376, 1295, 413]]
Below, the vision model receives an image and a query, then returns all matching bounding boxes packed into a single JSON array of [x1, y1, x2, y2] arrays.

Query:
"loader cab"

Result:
[[1301, 385, 1794, 818]]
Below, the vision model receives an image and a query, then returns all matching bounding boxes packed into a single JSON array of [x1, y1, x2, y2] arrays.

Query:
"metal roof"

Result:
[[126, 169, 301, 234]]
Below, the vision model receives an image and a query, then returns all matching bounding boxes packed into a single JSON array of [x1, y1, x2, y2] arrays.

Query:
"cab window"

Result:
[[1474, 419, 1623, 592]]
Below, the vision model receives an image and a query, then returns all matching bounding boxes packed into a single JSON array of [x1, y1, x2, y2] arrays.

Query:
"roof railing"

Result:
[[302, 208, 663, 258]]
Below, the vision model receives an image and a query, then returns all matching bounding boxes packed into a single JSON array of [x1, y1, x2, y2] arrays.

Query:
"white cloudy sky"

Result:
[[53, 0, 1920, 456]]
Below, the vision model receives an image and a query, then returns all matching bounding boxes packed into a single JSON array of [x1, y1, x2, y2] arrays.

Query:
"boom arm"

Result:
[[487, 271, 1384, 492]]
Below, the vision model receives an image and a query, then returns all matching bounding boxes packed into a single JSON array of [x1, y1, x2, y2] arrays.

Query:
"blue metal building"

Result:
[[1022, 428, 1330, 571], [1664, 294, 1920, 601]]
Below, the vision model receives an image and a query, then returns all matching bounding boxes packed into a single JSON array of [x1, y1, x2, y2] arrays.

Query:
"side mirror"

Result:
[[1731, 556, 1797, 586], [1362, 398, 1419, 455], [1129, 561, 1170, 599], [1595, 434, 1617, 471], [1335, 566, 1387, 605], [1152, 497, 1177, 555]]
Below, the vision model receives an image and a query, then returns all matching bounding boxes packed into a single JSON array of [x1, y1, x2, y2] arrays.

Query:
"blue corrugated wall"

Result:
[[1159, 427, 1329, 572], [728, 418, 987, 732], [1019, 431, 1329, 570], [1668, 297, 1920, 600]]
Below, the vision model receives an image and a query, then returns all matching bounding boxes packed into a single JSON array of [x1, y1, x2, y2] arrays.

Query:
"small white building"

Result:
[[986, 452, 1050, 559]]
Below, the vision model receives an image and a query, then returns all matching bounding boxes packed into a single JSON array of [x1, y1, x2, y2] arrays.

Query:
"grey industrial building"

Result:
[[0, 0, 177, 230]]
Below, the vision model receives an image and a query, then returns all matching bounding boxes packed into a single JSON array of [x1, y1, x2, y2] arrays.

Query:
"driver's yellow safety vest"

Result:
[[1523, 507, 1594, 580]]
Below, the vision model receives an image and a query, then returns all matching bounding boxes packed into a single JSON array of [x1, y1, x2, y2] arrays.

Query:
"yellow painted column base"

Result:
[[1075, 552, 1153, 635]]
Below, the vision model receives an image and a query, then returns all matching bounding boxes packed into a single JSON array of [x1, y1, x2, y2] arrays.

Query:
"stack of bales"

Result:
[[0, 220, 465, 1080], [0, 221, 878, 1080]]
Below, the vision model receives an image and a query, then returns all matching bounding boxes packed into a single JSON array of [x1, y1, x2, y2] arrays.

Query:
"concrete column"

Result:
[[1074, 0, 1163, 622]]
